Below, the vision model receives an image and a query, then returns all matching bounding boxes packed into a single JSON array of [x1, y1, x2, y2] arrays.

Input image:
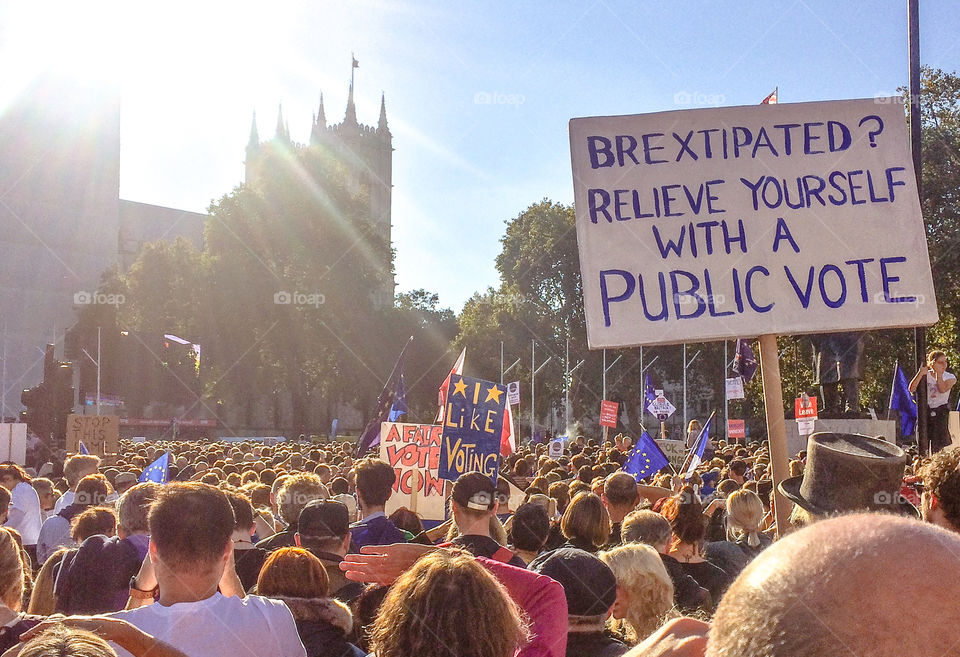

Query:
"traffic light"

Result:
[[50, 362, 75, 444], [20, 383, 51, 439], [20, 344, 74, 446]]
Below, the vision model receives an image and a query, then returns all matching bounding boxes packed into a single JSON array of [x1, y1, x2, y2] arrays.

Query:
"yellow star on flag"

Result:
[[452, 378, 468, 397], [484, 385, 504, 404]]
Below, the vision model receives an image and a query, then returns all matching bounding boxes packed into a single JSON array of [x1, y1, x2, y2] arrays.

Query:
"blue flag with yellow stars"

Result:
[[139, 451, 170, 484], [438, 375, 506, 483], [623, 431, 670, 482]]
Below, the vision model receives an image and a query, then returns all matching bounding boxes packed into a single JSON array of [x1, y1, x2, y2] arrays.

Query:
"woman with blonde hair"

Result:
[[369, 549, 528, 657], [0, 526, 44, 650], [600, 543, 675, 643], [560, 492, 612, 552], [725, 488, 772, 559]]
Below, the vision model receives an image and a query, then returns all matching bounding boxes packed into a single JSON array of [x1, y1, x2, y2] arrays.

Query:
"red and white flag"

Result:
[[435, 347, 466, 424], [761, 87, 778, 105], [500, 403, 516, 456]]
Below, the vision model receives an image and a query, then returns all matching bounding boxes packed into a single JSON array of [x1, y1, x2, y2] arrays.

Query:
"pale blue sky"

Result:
[[2, 0, 958, 312]]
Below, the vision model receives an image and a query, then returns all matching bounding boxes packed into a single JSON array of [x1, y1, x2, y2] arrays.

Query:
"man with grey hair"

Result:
[[256, 473, 328, 552], [706, 514, 960, 656]]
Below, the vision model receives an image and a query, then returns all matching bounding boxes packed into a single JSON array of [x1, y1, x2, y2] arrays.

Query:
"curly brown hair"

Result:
[[370, 550, 528, 657], [920, 448, 960, 529]]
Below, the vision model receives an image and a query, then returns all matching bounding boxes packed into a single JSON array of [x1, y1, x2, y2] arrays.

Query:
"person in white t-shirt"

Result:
[[910, 350, 958, 453], [0, 463, 43, 564], [53, 454, 101, 514], [108, 482, 306, 657]]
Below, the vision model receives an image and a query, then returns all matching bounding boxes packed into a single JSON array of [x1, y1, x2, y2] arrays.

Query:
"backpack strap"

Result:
[[52, 549, 76, 614]]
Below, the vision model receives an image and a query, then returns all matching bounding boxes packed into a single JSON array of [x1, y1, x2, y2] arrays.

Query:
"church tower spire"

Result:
[[245, 110, 260, 183], [377, 93, 390, 137], [275, 103, 290, 143], [247, 110, 259, 149], [311, 93, 326, 144]]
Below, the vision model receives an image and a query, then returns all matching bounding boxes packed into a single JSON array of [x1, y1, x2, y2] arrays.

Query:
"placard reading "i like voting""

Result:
[[569, 98, 937, 348], [438, 375, 506, 483]]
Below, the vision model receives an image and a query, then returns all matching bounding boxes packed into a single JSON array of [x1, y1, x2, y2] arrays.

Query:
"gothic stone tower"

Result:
[[244, 64, 395, 305]]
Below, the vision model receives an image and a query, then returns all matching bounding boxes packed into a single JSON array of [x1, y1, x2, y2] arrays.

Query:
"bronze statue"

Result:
[[808, 332, 867, 416]]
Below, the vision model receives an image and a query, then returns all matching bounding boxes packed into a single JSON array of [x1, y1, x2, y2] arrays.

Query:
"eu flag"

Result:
[[890, 363, 917, 436], [357, 336, 413, 454], [139, 451, 170, 484], [644, 372, 657, 408], [623, 431, 670, 482], [732, 339, 759, 383], [388, 371, 408, 422]]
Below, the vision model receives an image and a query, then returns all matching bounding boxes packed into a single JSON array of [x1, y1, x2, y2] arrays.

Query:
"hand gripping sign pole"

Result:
[[758, 334, 792, 538]]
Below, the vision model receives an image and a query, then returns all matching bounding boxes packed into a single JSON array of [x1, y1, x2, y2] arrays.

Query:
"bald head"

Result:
[[708, 513, 960, 657]]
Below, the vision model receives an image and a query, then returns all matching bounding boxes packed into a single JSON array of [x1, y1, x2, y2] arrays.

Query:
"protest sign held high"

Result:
[[66, 414, 119, 456], [438, 375, 506, 482], [570, 98, 938, 349], [379, 422, 446, 520]]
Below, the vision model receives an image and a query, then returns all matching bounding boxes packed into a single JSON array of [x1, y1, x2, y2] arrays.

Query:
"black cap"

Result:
[[451, 472, 497, 511], [529, 548, 617, 617], [298, 499, 350, 538]]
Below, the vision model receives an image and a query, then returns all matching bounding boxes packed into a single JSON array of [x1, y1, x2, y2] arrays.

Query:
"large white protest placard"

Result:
[[0, 424, 26, 465], [569, 99, 937, 348]]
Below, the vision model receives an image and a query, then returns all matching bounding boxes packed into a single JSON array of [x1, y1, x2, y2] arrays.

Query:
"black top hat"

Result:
[[778, 433, 917, 517]]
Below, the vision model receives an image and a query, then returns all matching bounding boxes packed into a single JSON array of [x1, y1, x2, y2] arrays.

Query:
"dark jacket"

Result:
[[565, 631, 629, 657], [313, 551, 365, 603], [349, 515, 406, 552], [255, 527, 298, 552], [54, 535, 142, 614], [273, 595, 364, 657]]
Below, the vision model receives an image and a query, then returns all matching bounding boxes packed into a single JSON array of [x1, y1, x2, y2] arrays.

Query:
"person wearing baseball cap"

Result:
[[444, 472, 525, 567], [529, 547, 628, 657], [295, 500, 363, 602]]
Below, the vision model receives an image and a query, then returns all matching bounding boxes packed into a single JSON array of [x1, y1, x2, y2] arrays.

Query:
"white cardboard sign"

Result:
[[0, 424, 26, 465], [570, 98, 937, 348]]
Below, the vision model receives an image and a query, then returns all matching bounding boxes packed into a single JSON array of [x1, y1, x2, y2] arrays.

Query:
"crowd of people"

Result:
[[0, 424, 954, 656]]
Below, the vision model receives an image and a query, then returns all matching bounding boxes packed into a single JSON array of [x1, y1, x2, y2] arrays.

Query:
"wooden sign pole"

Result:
[[758, 334, 792, 538]]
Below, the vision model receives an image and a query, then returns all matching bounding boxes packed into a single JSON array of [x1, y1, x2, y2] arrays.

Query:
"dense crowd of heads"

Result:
[[0, 430, 953, 657]]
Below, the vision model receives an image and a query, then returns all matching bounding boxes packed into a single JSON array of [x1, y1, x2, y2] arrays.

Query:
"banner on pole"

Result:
[[727, 419, 746, 439], [725, 377, 745, 400], [438, 375, 506, 482], [795, 394, 819, 421], [379, 422, 446, 521], [647, 392, 677, 421], [507, 381, 521, 406], [570, 98, 938, 348], [599, 400, 619, 428]]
